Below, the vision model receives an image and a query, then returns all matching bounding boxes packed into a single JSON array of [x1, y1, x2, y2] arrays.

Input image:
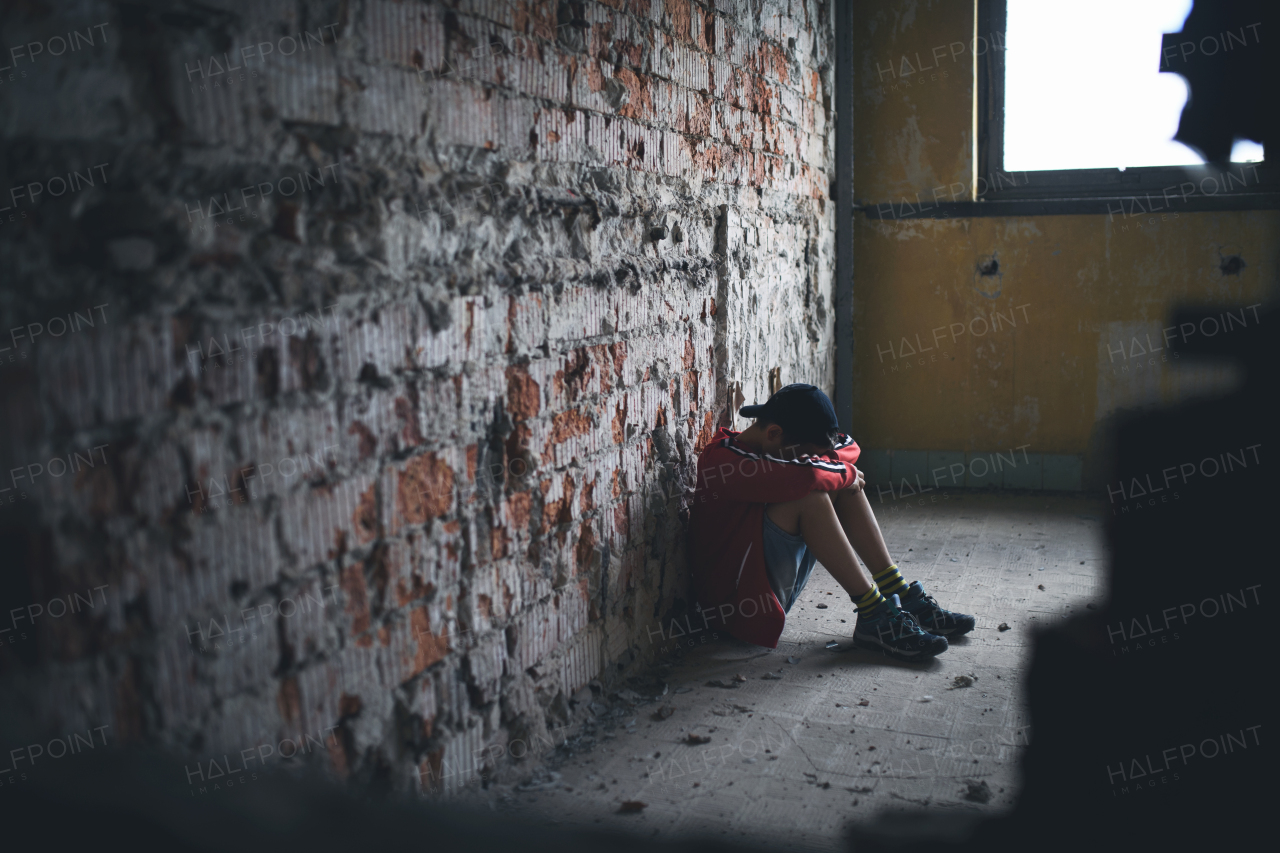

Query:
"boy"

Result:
[[688, 384, 974, 660]]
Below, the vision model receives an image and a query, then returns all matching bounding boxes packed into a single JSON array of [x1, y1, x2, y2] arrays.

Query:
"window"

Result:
[[976, 0, 1277, 214]]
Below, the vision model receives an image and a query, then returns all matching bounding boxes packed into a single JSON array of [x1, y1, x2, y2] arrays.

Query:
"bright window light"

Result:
[[1004, 0, 1264, 171], [1230, 138, 1265, 162]]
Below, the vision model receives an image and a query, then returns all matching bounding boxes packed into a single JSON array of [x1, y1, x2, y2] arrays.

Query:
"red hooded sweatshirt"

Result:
[[687, 428, 861, 648]]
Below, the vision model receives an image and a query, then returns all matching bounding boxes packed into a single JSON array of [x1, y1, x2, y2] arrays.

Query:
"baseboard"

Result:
[[856, 448, 1084, 493]]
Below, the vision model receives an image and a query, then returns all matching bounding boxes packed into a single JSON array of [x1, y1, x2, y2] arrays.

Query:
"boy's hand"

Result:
[[843, 466, 865, 494]]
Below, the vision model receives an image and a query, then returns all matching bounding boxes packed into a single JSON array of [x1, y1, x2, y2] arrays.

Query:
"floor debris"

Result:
[[889, 792, 931, 807], [705, 679, 740, 689], [617, 801, 648, 813], [825, 641, 840, 650], [448, 495, 1102, 845], [516, 771, 563, 792], [962, 780, 993, 803], [950, 675, 977, 689], [650, 705, 675, 721]]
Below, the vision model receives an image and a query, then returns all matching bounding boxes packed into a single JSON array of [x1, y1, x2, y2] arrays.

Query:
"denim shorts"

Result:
[[762, 510, 817, 613]]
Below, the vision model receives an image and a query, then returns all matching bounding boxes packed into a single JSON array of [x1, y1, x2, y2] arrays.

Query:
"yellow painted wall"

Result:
[[851, 0, 1277, 473]]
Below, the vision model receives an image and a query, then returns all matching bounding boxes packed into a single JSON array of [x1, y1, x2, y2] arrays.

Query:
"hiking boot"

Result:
[[899, 581, 976, 637], [852, 595, 949, 661]]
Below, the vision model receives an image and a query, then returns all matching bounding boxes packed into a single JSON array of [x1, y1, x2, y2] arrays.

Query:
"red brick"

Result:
[[396, 453, 454, 527], [506, 364, 541, 420]]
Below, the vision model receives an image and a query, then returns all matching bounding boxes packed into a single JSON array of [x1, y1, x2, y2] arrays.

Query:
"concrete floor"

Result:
[[457, 494, 1106, 850]]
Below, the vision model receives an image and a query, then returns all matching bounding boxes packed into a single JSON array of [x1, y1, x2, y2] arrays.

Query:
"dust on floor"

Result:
[[454, 494, 1106, 851]]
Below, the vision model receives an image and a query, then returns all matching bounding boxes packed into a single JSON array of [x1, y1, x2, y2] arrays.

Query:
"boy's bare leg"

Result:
[[831, 487, 895, 577], [765, 491, 874, 596]]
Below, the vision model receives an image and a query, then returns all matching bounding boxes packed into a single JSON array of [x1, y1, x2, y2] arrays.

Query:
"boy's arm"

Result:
[[829, 433, 862, 466], [697, 444, 856, 503]]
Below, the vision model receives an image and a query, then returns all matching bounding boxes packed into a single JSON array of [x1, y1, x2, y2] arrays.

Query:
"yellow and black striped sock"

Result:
[[854, 586, 886, 616], [873, 564, 908, 597]]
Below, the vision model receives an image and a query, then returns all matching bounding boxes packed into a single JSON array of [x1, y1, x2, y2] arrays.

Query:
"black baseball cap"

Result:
[[739, 383, 841, 447]]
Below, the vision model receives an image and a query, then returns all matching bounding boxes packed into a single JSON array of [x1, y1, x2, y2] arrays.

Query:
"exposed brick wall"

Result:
[[0, 0, 834, 794]]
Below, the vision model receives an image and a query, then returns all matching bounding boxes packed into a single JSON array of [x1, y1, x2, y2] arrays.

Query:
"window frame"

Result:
[[860, 0, 1280, 220], [977, 0, 1277, 207]]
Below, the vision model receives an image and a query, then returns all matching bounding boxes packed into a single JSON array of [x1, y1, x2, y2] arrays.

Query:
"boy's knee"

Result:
[[800, 490, 834, 510], [831, 486, 862, 506], [772, 490, 827, 511], [771, 490, 834, 536]]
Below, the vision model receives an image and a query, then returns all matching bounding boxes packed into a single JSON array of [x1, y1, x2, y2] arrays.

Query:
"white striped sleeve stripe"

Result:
[[722, 441, 848, 473]]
